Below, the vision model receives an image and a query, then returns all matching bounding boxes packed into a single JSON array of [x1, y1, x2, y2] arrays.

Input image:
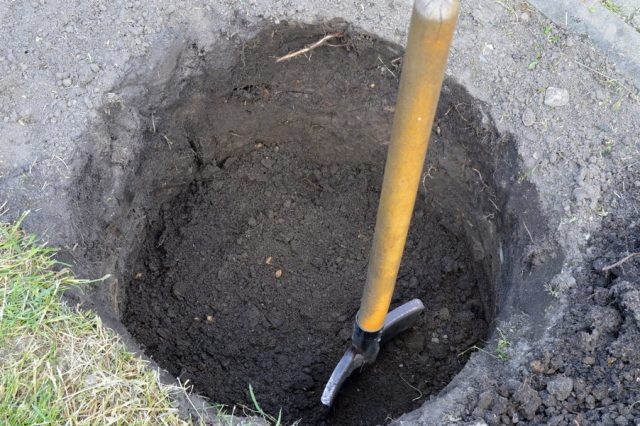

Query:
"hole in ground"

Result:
[[70, 21, 557, 425]]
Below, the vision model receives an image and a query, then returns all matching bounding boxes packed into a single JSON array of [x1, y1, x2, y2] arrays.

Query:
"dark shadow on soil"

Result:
[[68, 21, 560, 425]]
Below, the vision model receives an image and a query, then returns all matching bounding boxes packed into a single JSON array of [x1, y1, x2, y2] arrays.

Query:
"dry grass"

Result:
[[0, 213, 197, 425]]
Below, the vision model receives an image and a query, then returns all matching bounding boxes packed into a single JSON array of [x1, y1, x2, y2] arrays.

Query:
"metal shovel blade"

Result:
[[321, 298, 425, 406]]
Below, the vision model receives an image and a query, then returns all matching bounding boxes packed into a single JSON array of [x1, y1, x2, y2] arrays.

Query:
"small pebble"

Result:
[[275, 269, 283, 278], [547, 376, 573, 401], [248, 217, 257, 227], [530, 359, 545, 374], [522, 108, 535, 126], [62, 78, 72, 87], [544, 87, 570, 107]]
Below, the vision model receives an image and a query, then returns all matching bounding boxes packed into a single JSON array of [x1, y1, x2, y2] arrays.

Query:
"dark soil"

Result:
[[123, 141, 488, 425]]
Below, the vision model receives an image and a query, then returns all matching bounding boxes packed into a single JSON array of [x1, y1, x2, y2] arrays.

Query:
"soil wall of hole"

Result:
[[68, 22, 563, 425]]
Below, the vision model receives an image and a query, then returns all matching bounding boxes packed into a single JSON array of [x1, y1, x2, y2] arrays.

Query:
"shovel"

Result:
[[321, 0, 461, 406]]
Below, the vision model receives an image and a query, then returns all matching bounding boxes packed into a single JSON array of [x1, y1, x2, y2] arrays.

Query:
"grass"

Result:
[[542, 25, 561, 44], [495, 329, 512, 362], [601, 0, 623, 15], [458, 328, 512, 362], [0, 212, 197, 425]]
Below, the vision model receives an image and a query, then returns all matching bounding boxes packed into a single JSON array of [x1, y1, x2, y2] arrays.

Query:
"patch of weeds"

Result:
[[495, 328, 512, 361], [517, 164, 539, 183], [602, 139, 615, 156], [246, 384, 299, 426], [611, 96, 624, 112], [458, 328, 512, 362], [544, 281, 561, 298], [559, 216, 578, 227], [0, 212, 196, 425], [542, 25, 561, 44], [601, 0, 623, 15], [528, 52, 542, 70]]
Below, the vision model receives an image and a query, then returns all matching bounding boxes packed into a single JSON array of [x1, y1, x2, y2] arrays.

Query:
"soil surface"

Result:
[[123, 144, 487, 425]]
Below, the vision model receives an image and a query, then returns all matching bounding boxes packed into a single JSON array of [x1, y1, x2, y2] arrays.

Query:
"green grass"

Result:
[[458, 328, 512, 362], [601, 0, 623, 14], [495, 329, 512, 361], [0, 212, 195, 425]]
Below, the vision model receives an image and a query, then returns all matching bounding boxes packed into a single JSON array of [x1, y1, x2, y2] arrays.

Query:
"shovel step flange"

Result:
[[321, 298, 425, 407]]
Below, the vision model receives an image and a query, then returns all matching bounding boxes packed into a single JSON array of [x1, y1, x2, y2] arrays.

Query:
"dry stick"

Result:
[[572, 59, 639, 101], [275, 32, 344, 63], [523, 220, 534, 243], [602, 252, 640, 272], [399, 375, 423, 402]]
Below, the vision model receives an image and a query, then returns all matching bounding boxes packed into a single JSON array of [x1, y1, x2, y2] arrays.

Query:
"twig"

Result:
[[53, 155, 70, 171], [0, 276, 7, 323], [523, 220, 533, 243], [572, 59, 639, 100], [602, 252, 640, 272], [399, 375, 423, 401], [378, 56, 396, 78], [161, 134, 172, 147], [275, 32, 344, 63], [471, 167, 489, 191]]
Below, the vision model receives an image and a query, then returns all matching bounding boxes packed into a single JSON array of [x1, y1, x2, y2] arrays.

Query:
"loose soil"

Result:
[[123, 143, 488, 425]]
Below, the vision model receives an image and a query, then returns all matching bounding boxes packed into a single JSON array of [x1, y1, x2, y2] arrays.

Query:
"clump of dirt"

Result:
[[464, 215, 640, 425], [71, 22, 555, 425]]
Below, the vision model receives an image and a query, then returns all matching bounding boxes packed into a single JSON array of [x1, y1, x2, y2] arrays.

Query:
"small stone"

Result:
[[513, 383, 541, 420], [544, 87, 570, 107], [614, 415, 628, 425], [206, 315, 214, 323], [477, 390, 494, 410], [90, 63, 100, 73], [530, 359, 545, 374], [547, 376, 573, 401], [409, 276, 418, 288], [520, 12, 530, 22], [261, 157, 274, 169], [438, 307, 451, 321], [248, 217, 257, 227], [275, 269, 283, 279], [582, 356, 595, 365], [62, 78, 72, 87], [85, 374, 97, 386], [522, 108, 535, 126]]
